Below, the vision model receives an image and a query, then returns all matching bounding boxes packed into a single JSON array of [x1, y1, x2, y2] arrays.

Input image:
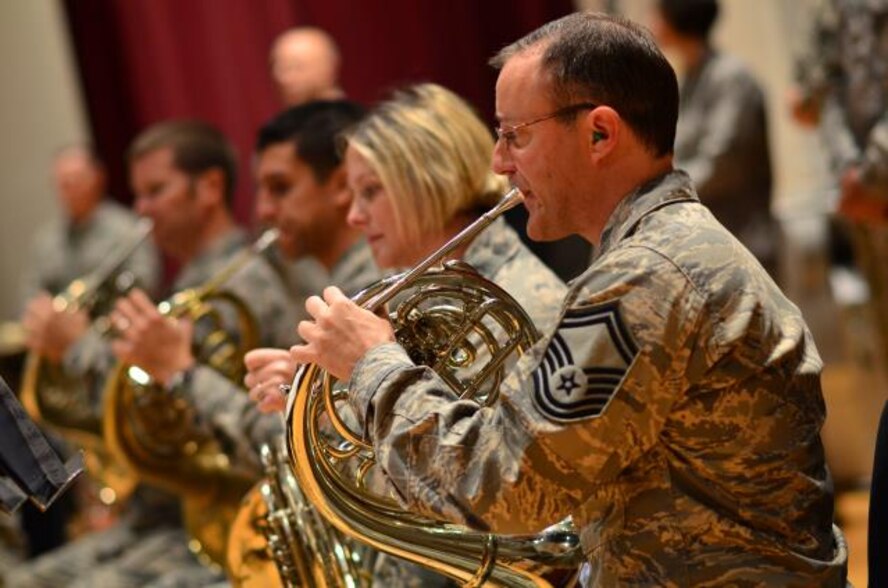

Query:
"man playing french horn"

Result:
[[6, 120, 297, 587], [290, 12, 849, 587], [247, 84, 568, 586]]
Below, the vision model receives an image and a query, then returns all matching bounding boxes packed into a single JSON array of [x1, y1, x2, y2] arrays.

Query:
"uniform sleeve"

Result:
[[178, 256, 295, 471], [19, 229, 53, 309], [62, 327, 117, 418], [347, 247, 704, 534], [183, 365, 282, 473]]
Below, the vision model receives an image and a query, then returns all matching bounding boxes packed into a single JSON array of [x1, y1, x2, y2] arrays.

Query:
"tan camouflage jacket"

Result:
[[182, 238, 380, 471], [348, 171, 847, 586]]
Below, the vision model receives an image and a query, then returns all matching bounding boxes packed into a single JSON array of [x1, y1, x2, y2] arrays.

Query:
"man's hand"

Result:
[[22, 292, 89, 363], [110, 289, 195, 386], [244, 348, 295, 414], [290, 286, 395, 381], [838, 166, 888, 224]]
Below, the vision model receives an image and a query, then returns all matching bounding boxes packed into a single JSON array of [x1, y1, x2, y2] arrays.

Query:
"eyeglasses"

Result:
[[495, 102, 598, 149]]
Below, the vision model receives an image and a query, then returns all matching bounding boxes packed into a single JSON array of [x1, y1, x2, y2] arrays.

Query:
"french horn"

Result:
[[285, 189, 582, 587], [103, 229, 278, 569], [227, 440, 374, 587], [20, 218, 154, 505]]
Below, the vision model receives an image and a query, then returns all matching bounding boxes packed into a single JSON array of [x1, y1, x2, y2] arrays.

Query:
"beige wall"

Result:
[[0, 1, 89, 320]]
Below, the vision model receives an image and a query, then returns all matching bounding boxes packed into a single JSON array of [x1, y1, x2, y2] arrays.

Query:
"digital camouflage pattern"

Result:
[[182, 238, 380, 472], [348, 171, 847, 586], [674, 49, 776, 275], [20, 200, 161, 308]]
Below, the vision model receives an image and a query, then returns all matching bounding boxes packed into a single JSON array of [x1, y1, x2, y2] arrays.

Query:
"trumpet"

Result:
[[284, 188, 582, 587]]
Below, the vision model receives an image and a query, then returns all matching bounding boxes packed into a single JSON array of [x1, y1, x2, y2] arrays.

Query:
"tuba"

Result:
[[20, 218, 154, 505], [103, 229, 278, 569], [285, 189, 581, 587]]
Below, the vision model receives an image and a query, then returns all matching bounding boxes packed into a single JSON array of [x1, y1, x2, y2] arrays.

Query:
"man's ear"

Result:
[[584, 106, 620, 158], [324, 166, 351, 208], [194, 168, 227, 207]]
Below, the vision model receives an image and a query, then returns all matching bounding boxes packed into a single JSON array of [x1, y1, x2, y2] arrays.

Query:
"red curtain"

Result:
[[62, 0, 574, 226]]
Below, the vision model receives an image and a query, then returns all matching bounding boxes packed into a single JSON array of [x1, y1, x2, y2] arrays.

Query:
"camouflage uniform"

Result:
[[812, 0, 888, 367], [20, 200, 160, 306], [370, 217, 566, 588], [348, 172, 847, 587], [179, 238, 379, 475], [674, 49, 776, 276], [5, 228, 293, 588]]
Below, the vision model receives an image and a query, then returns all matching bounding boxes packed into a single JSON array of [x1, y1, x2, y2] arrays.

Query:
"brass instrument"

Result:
[[227, 441, 373, 587], [20, 218, 154, 505], [286, 189, 582, 587], [103, 229, 278, 569]]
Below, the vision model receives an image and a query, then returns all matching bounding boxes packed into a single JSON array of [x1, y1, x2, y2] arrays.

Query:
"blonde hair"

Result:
[[346, 83, 507, 244]]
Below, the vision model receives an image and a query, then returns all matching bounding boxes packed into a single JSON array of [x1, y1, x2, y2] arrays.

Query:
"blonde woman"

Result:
[[246, 83, 565, 411]]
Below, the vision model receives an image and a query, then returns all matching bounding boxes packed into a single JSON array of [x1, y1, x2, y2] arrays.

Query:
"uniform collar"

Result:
[[463, 216, 520, 278], [595, 170, 698, 261]]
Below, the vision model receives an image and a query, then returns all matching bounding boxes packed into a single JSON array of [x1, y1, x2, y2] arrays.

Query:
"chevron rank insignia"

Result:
[[532, 300, 638, 422]]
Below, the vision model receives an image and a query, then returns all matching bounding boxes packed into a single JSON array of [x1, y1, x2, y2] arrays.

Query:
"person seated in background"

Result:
[[650, 0, 778, 277], [270, 27, 345, 107], [21, 144, 160, 365], [16, 144, 160, 561]]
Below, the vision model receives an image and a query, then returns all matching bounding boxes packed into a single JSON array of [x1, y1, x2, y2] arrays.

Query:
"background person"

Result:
[[650, 0, 777, 277]]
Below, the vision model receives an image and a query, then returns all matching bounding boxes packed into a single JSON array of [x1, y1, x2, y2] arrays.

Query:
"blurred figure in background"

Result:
[[651, 0, 778, 277], [20, 145, 159, 308], [16, 145, 159, 560], [270, 27, 345, 107], [799, 2, 888, 584]]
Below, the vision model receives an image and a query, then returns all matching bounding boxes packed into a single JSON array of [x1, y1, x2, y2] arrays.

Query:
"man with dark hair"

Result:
[[244, 100, 378, 422], [120, 101, 376, 467], [651, 0, 777, 277], [291, 12, 847, 586]]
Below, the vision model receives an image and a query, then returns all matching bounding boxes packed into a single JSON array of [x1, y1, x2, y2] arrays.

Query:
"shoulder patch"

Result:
[[532, 300, 638, 422]]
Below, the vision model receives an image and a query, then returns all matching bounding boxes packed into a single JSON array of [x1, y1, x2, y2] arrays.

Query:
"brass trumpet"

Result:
[[103, 229, 278, 569], [20, 218, 154, 505], [285, 189, 581, 587]]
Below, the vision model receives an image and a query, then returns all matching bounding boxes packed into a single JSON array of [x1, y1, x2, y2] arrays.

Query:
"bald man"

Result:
[[270, 27, 345, 106]]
